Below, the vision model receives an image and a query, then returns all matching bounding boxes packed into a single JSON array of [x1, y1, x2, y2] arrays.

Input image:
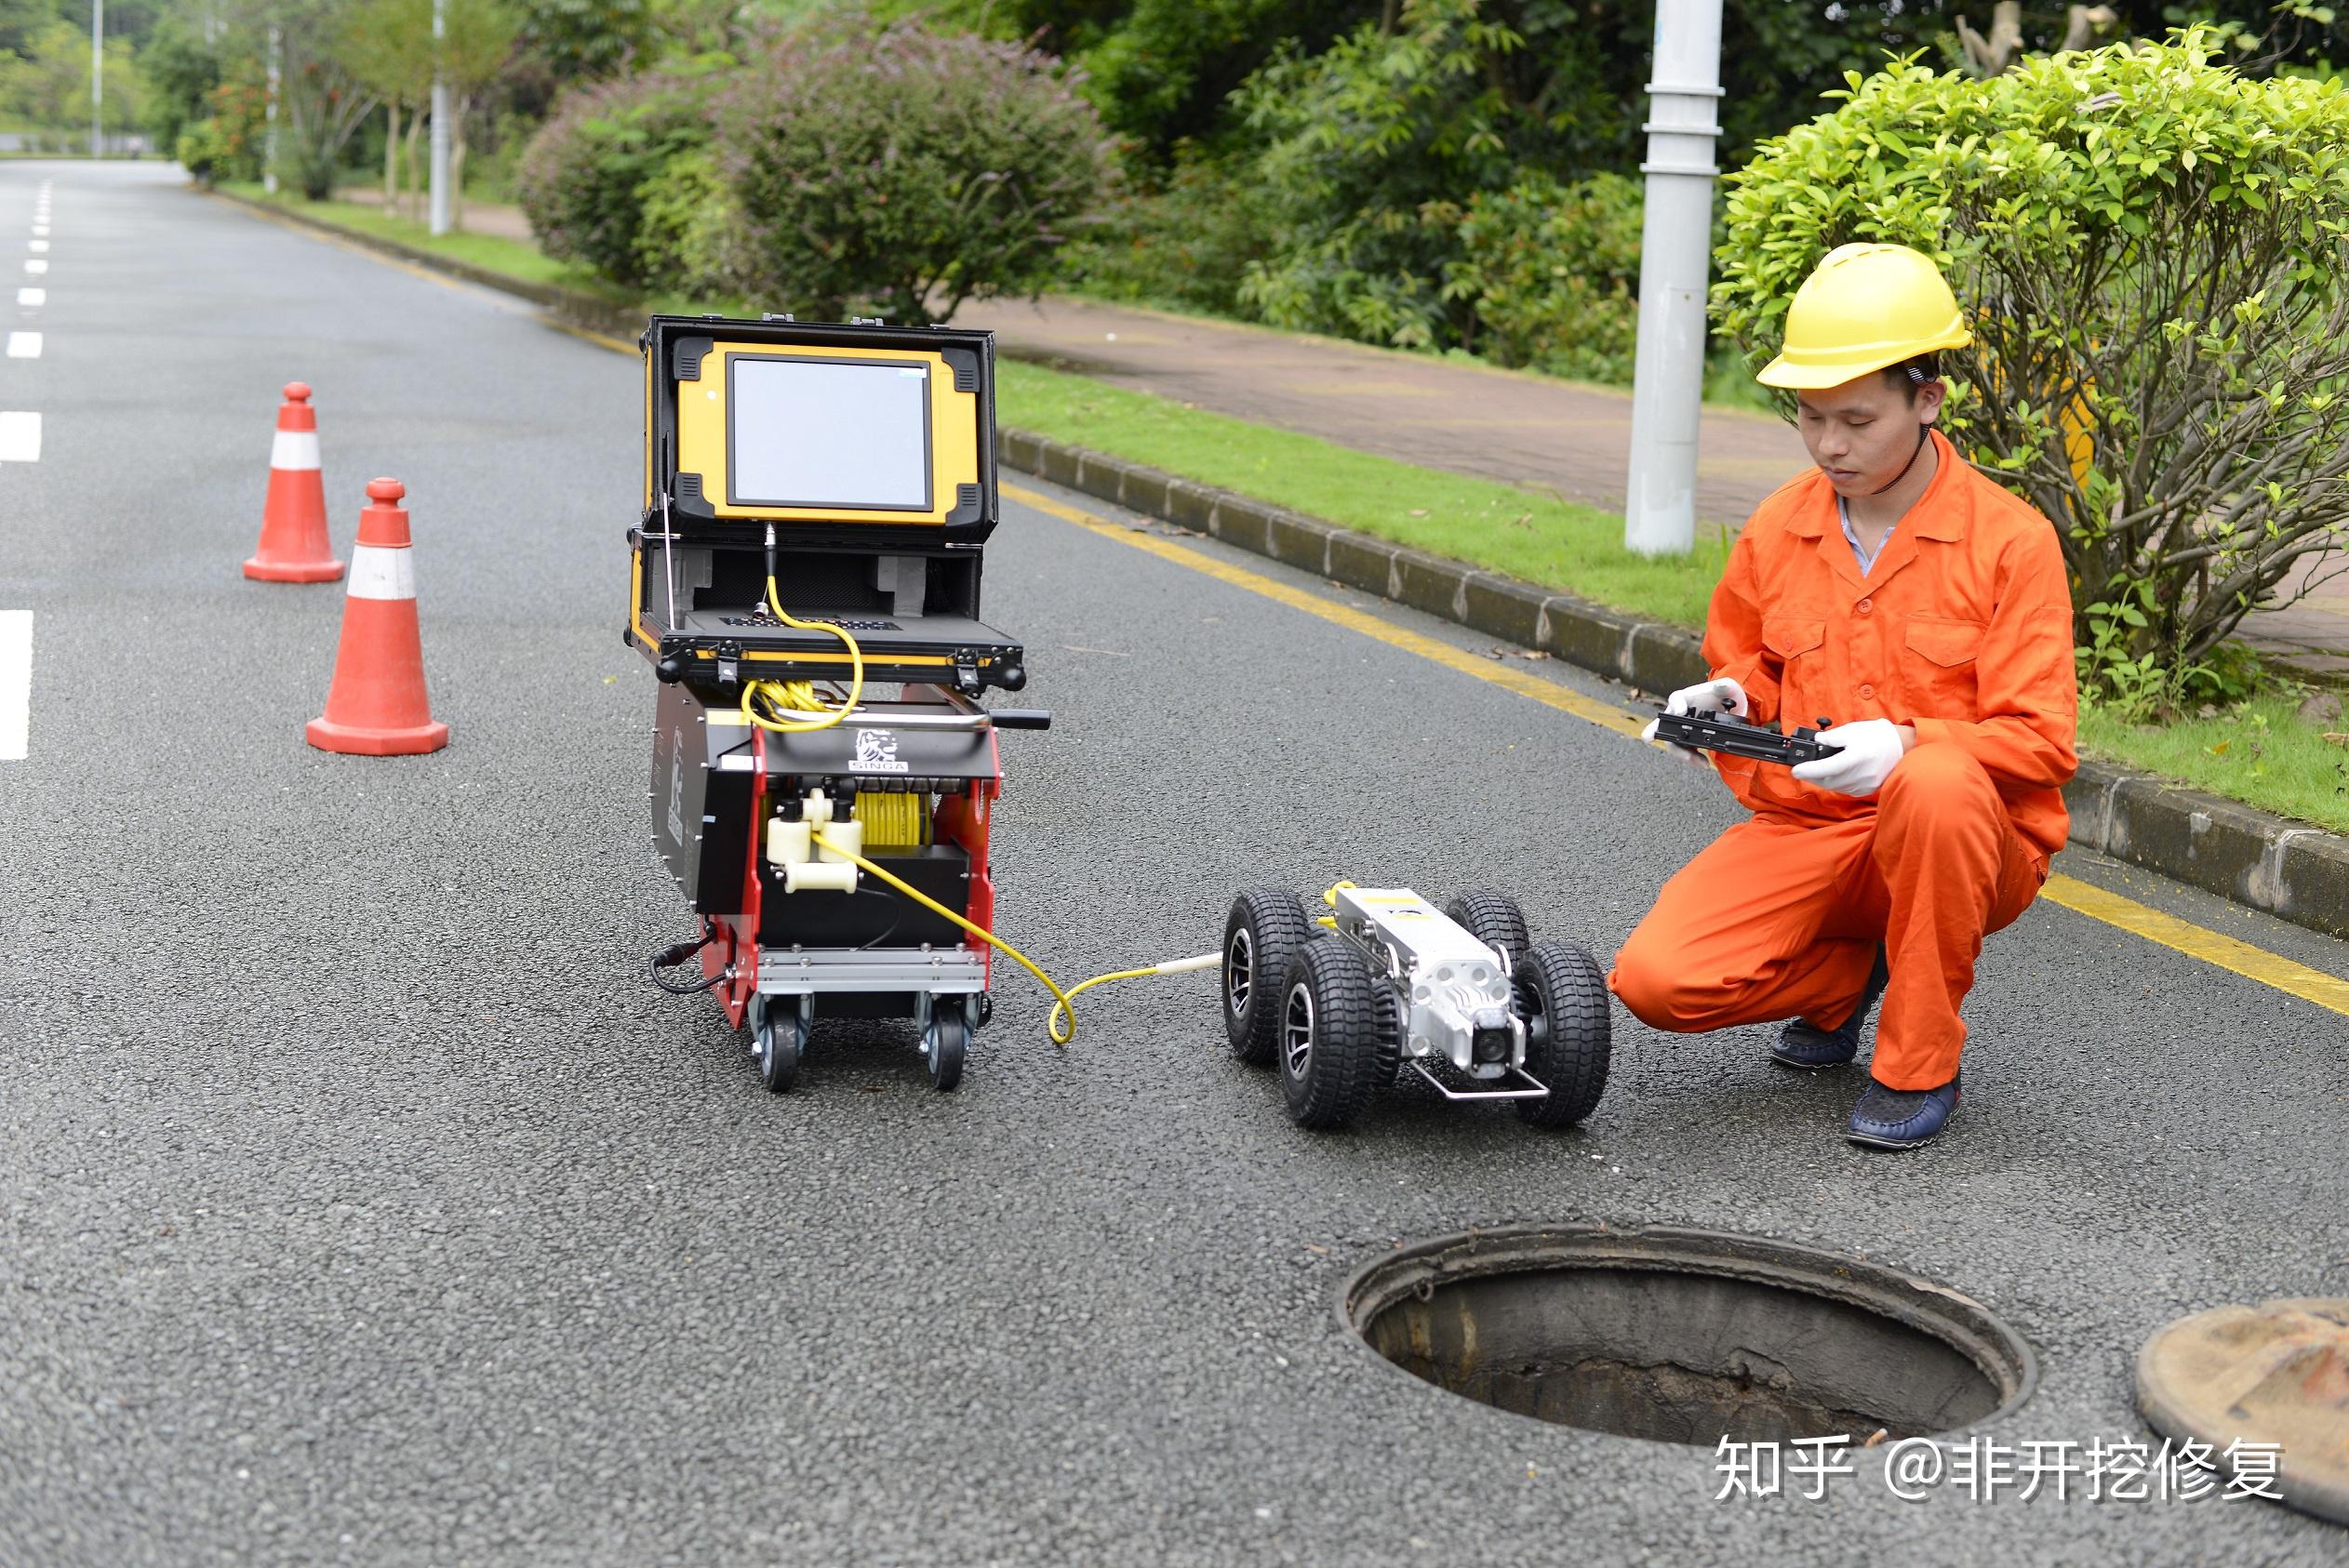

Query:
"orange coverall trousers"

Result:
[[1608, 743, 2045, 1091]]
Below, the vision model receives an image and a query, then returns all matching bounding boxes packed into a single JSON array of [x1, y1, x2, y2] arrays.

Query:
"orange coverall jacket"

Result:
[[1703, 431, 2078, 857], [1608, 431, 2079, 1090]]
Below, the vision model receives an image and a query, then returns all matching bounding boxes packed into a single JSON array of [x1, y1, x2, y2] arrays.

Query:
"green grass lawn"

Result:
[[216, 180, 625, 298], [995, 358, 1728, 628], [204, 185, 2349, 832], [2078, 694, 2349, 834]]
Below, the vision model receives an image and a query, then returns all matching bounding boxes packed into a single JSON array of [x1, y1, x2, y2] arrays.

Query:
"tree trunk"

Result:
[[1955, 3, 2025, 75], [404, 113, 425, 222], [450, 100, 468, 232], [384, 100, 399, 206]]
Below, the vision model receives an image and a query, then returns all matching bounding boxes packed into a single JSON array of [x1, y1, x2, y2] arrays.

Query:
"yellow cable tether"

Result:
[[740, 573, 865, 735], [806, 826, 1218, 1047]]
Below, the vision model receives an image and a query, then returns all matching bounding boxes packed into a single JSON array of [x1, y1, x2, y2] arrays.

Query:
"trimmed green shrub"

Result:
[[1053, 144, 1267, 315], [176, 119, 229, 186], [634, 145, 741, 299], [1438, 171, 1643, 382], [514, 71, 712, 289], [1715, 32, 2349, 711], [1230, 0, 1626, 352], [718, 20, 1108, 326]]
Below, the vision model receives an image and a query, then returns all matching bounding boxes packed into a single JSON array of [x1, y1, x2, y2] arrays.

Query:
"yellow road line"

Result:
[[1002, 482, 1650, 741], [521, 300, 2349, 1016], [1004, 481, 2349, 1018], [2038, 875, 2349, 1013]]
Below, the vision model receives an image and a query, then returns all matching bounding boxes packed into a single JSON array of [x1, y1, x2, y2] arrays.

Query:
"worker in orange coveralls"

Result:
[[1608, 244, 2078, 1150]]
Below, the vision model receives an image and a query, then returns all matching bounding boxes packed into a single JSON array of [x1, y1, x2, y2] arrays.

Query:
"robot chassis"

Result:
[[1221, 884, 1612, 1131]]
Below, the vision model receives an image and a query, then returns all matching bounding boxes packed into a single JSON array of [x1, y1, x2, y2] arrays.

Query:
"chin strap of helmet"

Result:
[[1869, 423, 1933, 497]]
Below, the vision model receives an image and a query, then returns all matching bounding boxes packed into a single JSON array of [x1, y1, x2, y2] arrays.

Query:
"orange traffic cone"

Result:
[[245, 381, 345, 582], [306, 478, 448, 756]]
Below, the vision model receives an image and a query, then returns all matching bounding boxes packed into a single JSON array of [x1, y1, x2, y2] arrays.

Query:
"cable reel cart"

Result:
[[632, 314, 1047, 1092]]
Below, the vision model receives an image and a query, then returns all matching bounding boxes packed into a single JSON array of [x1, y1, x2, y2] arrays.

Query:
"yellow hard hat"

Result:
[[1757, 243, 1971, 390]]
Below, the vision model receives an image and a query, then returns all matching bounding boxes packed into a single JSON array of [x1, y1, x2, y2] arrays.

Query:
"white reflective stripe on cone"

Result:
[[270, 429, 322, 471], [347, 545, 417, 601]]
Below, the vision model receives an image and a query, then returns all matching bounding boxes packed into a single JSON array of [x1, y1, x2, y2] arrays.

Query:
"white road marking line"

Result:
[[22, 260, 46, 275], [31, 225, 47, 237], [28, 240, 47, 252], [0, 611, 28, 761], [17, 287, 43, 306], [0, 411, 41, 461], [6, 332, 37, 358]]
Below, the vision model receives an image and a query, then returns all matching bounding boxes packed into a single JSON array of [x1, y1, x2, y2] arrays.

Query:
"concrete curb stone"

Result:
[[188, 186, 2349, 947], [1007, 429, 2349, 944]]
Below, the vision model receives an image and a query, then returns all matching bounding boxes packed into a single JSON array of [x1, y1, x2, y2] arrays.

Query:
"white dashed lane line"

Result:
[[7, 193, 47, 760], [0, 411, 41, 461], [0, 612, 27, 761]]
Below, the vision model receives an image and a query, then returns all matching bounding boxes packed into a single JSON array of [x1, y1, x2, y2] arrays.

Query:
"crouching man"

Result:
[[1609, 243, 2078, 1150]]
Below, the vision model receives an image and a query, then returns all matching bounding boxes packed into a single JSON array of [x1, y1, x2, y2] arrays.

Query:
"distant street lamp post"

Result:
[[88, 0, 100, 158], [1622, 0, 1726, 558], [429, 0, 451, 236]]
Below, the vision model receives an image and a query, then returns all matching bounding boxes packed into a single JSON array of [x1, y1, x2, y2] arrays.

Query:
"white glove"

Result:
[[1790, 719, 1908, 798], [1639, 677, 1748, 746]]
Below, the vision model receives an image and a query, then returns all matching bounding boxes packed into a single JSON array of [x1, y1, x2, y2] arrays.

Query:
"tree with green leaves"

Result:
[[335, 0, 434, 209], [1716, 31, 2349, 712], [437, 0, 521, 225]]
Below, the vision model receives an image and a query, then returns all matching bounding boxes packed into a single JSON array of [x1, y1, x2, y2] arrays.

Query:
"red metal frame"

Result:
[[704, 705, 1003, 1025]]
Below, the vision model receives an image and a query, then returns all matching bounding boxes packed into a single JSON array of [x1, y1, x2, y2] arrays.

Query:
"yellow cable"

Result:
[[805, 827, 1218, 1047], [740, 575, 865, 735], [855, 791, 931, 848]]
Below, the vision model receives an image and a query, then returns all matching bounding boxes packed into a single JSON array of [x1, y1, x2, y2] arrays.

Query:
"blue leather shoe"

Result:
[[1846, 1074, 1961, 1150], [1771, 945, 1889, 1070]]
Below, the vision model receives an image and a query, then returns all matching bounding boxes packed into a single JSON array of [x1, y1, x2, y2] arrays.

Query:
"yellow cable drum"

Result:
[[853, 791, 932, 849]]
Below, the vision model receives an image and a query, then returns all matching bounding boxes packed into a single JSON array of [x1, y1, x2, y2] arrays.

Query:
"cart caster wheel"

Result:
[[1278, 937, 1378, 1130], [925, 1001, 968, 1092], [1514, 940, 1610, 1129], [754, 997, 806, 1095]]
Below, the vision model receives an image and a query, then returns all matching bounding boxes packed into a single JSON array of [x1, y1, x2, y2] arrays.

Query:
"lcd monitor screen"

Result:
[[727, 355, 932, 511]]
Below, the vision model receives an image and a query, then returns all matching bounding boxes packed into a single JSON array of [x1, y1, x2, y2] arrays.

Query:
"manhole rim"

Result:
[[1336, 1220, 2041, 1444]]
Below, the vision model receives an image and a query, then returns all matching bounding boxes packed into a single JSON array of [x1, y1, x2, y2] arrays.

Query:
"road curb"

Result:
[[203, 187, 645, 339], [1004, 429, 2349, 943], [191, 183, 2349, 943]]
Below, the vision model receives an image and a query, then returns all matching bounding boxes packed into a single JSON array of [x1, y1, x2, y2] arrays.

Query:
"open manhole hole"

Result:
[[1343, 1224, 2035, 1445]]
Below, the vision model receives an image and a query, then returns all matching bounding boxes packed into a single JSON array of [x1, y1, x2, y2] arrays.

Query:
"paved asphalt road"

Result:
[[2, 163, 2343, 1566]]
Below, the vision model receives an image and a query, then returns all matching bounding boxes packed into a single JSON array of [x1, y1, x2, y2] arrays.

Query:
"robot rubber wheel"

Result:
[[1512, 940, 1611, 1129], [1277, 938, 1380, 1131], [754, 995, 807, 1096], [1223, 887, 1311, 1067], [1445, 890, 1530, 960], [925, 998, 968, 1092]]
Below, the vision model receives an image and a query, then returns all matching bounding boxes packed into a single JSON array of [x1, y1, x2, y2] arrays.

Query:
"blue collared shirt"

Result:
[[1837, 498, 1893, 577]]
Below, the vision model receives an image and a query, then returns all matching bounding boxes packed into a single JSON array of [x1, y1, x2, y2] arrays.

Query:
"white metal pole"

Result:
[[263, 24, 279, 194], [88, 0, 100, 158], [1623, 0, 1726, 557], [428, 0, 451, 236]]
